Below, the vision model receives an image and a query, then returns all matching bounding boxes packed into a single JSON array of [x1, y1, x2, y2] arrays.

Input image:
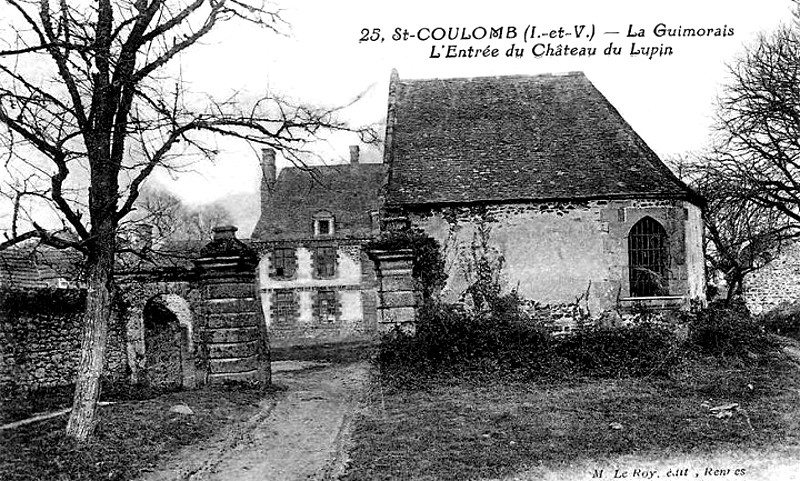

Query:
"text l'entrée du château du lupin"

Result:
[[358, 23, 735, 60]]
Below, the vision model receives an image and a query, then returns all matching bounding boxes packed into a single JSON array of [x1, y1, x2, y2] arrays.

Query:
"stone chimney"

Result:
[[261, 148, 276, 191], [349, 145, 360, 164]]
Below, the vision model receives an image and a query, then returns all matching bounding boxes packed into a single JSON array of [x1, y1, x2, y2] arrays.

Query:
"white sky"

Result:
[[3, 0, 794, 235], [157, 0, 795, 228]]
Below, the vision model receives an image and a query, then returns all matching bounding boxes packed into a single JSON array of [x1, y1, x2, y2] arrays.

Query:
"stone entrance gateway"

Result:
[[115, 225, 421, 388], [119, 225, 271, 388], [194, 226, 270, 384]]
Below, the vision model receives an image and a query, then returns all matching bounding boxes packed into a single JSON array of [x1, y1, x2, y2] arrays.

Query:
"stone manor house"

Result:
[[0, 70, 706, 391]]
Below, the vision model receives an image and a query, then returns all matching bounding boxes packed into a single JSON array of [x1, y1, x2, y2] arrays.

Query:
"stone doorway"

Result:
[[142, 294, 196, 389]]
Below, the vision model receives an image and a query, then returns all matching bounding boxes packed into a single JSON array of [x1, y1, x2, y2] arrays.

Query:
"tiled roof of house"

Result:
[[0, 247, 83, 289], [252, 163, 387, 241], [384, 71, 699, 207], [115, 239, 206, 273], [0, 237, 256, 286]]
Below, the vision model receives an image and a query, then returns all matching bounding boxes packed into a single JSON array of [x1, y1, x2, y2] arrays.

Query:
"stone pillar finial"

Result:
[[212, 225, 238, 241]]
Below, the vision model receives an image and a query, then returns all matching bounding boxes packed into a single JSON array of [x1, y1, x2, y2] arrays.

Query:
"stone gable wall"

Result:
[[407, 198, 705, 328]]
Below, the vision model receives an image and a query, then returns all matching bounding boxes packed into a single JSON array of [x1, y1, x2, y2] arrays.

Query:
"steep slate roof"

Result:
[[253, 163, 387, 241], [384, 71, 698, 207]]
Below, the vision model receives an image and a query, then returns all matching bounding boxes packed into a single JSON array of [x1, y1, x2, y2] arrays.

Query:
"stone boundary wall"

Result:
[[744, 241, 800, 315], [0, 288, 127, 393], [521, 300, 590, 335], [520, 297, 688, 335]]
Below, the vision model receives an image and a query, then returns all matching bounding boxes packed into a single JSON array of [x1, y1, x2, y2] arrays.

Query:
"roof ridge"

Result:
[[396, 71, 586, 83]]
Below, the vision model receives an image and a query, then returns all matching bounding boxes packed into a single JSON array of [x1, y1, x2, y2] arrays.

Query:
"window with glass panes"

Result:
[[314, 246, 337, 279], [628, 217, 669, 297], [315, 290, 337, 323], [271, 247, 296, 279]]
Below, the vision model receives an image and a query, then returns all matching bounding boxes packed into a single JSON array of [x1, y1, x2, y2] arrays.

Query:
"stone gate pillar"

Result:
[[194, 226, 270, 385], [371, 249, 417, 334]]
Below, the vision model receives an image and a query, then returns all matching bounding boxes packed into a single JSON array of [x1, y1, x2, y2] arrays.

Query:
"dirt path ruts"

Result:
[[139, 361, 369, 481]]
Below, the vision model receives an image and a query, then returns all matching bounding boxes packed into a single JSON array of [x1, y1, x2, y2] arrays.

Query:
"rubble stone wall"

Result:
[[0, 289, 128, 392], [744, 241, 800, 315]]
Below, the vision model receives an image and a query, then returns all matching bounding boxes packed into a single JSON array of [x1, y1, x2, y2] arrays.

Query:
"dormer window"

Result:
[[313, 210, 335, 237], [317, 219, 332, 235]]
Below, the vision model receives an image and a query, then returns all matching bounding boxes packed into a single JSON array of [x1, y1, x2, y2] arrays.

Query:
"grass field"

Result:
[[0, 385, 271, 481], [342, 355, 800, 481]]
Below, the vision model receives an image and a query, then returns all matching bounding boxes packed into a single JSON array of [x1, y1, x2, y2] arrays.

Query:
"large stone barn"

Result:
[[381, 70, 706, 330]]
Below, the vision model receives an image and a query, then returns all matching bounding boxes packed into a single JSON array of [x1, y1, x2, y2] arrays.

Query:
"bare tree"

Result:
[[712, 8, 800, 227], [0, 0, 373, 440], [685, 159, 798, 303], [679, 5, 800, 304]]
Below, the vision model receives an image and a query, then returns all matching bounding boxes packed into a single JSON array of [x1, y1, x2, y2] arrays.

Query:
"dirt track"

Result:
[[139, 360, 368, 481]]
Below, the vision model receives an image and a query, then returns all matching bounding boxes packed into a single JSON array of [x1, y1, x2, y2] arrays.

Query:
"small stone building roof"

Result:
[[0, 247, 83, 289], [115, 239, 206, 274], [252, 163, 387, 241], [384, 71, 698, 207]]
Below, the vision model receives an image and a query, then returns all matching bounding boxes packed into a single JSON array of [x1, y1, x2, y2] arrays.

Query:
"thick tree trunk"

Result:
[[65, 225, 116, 441], [724, 274, 743, 306]]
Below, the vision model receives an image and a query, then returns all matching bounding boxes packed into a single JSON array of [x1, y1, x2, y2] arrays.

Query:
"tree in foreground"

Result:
[[0, 0, 372, 440]]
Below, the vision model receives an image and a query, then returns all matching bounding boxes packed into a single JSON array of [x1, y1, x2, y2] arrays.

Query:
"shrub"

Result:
[[686, 302, 779, 358], [376, 295, 552, 383], [761, 301, 800, 341], [376, 302, 681, 382], [367, 228, 447, 299], [552, 323, 679, 377]]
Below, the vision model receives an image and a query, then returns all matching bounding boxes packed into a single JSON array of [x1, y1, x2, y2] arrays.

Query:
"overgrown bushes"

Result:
[[378, 296, 683, 384], [377, 294, 552, 378], [377, 296, 783, 386], [686, 300, 779, 358], [555, 323, 679, 377], [367, 228, 447, 299], [761, 301, 800, 341]]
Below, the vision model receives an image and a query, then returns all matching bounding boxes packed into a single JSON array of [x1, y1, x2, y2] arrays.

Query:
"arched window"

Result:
[[628, 217, 669, 297]]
